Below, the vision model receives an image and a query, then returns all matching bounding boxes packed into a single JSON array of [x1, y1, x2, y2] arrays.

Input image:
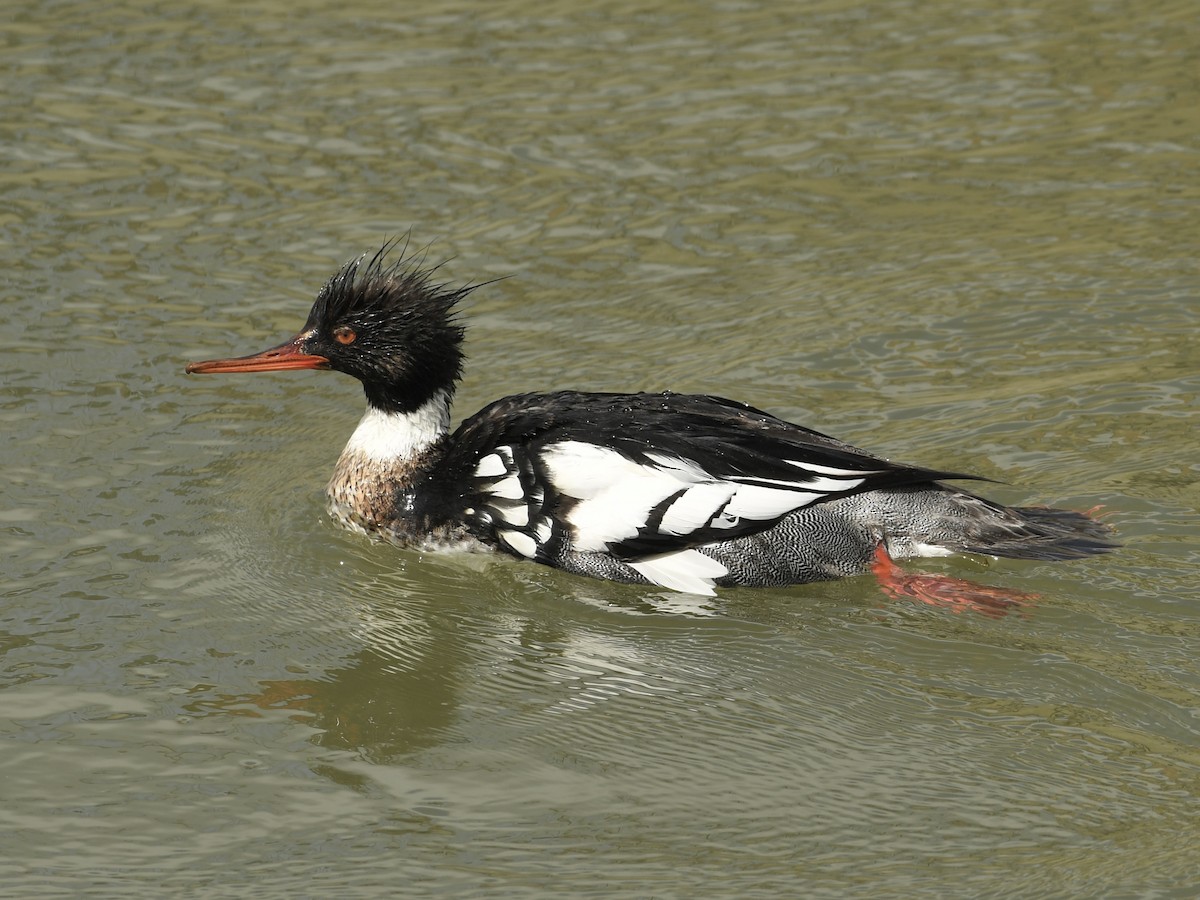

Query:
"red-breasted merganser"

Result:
[[186, 245, 1114, 612]]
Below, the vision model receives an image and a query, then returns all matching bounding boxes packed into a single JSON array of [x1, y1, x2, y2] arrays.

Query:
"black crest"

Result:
[[303, 240, 480, 414], [307, 240, 473, 336]]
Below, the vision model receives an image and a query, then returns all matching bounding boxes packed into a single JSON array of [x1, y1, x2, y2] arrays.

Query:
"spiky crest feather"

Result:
[[293, 241, 480, 414]]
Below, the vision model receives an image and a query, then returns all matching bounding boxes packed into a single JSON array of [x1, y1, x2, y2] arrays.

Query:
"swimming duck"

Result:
[[186, 245, 1113, 610]]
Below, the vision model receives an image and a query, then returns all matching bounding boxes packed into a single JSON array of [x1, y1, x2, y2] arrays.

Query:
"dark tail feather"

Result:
[[962, 505, 1117, 561]]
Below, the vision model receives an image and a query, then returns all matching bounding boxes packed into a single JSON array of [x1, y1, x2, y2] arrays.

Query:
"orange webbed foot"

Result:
[[869, 544, 1036, 619]]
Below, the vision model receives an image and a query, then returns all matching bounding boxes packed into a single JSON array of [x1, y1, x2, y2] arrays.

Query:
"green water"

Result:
[[3, 1, 1198, 896]]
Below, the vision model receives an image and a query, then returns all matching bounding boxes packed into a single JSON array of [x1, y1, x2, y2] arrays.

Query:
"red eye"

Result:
[[333, 326, 356, 345]]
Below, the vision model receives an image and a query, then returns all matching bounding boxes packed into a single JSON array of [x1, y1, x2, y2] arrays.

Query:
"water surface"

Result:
[[3, 0, 1199, 896]]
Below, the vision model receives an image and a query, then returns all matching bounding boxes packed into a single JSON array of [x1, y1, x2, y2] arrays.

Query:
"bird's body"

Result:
[[187, 245, 1113, 605]]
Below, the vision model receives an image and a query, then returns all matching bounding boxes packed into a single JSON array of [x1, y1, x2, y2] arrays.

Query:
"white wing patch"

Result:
[[541, 440, 875, 555], [540, 442, 648, 499], [476, 438, 878, 582], [788, 459, 883, 477], [475, 445, 556, 561], [659, 483, 735, 535], [629, 550, 729, 595], [723, 485, 823, 519], [542, 442, 672, 551], [494, 503, 529, 527], [735, 473, 865, 493], [475, 452, 507, 478], [490, 474, 526, 500], [498, 530, 538, 558]]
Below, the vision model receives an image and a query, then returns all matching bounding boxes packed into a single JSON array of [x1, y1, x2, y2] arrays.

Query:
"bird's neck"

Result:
[[326, 389, 453, 537], [342, 389, 453, 463]]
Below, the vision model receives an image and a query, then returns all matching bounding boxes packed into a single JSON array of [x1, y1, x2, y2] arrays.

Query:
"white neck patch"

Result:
[[342, 390, 452, 463]]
